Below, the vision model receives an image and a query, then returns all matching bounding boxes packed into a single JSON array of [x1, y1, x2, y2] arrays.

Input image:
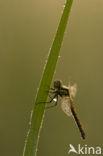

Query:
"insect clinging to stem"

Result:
[[38, 80, 85, 140]]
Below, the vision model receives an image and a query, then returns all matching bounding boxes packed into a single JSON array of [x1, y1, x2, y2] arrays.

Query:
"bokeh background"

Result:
[[0, 0, 103, 156]]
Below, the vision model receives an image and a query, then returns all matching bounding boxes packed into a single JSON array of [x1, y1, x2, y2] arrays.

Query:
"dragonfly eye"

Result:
[[54, 80, 62, 89]]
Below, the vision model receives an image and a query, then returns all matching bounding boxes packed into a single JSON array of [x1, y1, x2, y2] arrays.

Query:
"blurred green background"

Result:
[[0, 0, 103, 156]]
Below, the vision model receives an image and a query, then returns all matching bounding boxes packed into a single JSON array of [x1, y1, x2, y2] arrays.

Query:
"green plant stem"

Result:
[[23, 0, 73, 156]]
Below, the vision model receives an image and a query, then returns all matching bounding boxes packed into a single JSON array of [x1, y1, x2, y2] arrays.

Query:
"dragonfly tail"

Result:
[[70, 99, 85, 140]]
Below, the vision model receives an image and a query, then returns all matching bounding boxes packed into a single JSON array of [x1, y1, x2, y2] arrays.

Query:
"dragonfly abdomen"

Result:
[[70, 100, 85, 140]]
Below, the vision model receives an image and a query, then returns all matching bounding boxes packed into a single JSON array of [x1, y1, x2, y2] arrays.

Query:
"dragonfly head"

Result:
[[54, 80, 62, 89]]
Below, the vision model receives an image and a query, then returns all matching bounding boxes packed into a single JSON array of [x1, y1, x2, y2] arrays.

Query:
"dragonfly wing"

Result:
[[61, 97, 72, 116], [69, 84, 77, 97]]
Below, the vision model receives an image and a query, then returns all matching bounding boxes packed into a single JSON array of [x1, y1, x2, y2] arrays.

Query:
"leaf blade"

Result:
[[23, 0, 73, 156]]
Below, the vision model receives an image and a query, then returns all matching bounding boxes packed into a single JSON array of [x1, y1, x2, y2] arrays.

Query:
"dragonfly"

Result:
[[40, 80, 85, 140]]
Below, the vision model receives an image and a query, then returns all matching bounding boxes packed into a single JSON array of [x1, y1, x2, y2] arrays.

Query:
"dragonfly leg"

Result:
[[44, 89, 56, 94], [46, 96, 58, 109], [45, 90, 54, 93], [48, 94, 54, 99], [50, 87, 55, 90], [36, 94, 58, 105]]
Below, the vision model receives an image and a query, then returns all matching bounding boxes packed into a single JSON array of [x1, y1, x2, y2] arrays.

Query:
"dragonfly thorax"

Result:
[[54, 80, 70, 97], [58, 88, 70, 97]]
